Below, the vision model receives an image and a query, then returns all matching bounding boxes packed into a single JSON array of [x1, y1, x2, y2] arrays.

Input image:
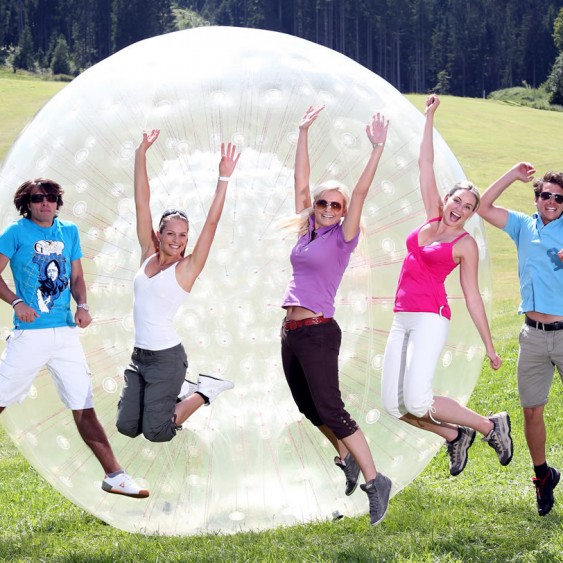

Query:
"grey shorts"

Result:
[[517, 323, 563, 408]]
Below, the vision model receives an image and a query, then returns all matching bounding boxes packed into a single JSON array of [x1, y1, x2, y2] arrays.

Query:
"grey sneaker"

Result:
[[446, 426, 476, 476], [360, 472, 392, 526], [334, 452, 360, 496], [483, 412, 513, 466]]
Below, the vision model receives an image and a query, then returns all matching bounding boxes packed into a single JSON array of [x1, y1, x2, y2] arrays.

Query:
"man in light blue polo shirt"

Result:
[[479, 162, 563, 517]]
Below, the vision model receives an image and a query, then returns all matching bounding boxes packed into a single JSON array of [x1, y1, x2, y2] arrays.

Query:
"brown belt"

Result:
[[283, 317, 333, 330]]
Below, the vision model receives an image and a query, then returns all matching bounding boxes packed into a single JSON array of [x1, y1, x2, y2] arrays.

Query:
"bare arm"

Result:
[[419, 95, 442, 220], [294, 105, 324, 213], [0, 252, 39, 323], [478, 162, 536, 229], [457, 238, 501, 370], [135, 129, 161, 262], [176, 143, 241, 292], [342, 112, 389, 241], [70, 259, 92, 328]]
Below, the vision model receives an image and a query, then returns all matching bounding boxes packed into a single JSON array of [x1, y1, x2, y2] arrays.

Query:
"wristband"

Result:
[[372, 142, 384, 149], [77, 303, 90, 312], [218, 176, 231, 182], [11, 298, 23, 308]]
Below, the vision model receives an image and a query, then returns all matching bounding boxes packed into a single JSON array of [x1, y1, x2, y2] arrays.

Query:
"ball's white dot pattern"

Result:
[[0, 27, 491, 535]]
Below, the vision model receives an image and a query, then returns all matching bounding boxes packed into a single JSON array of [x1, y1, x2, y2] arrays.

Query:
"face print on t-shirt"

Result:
[[32, 240, 69, 313]]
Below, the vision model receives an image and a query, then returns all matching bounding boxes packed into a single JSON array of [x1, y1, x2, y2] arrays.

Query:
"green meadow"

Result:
[[0, 78, 562, 562]]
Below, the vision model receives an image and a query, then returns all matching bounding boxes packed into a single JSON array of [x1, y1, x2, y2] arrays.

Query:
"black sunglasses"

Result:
[[539, 191, 563, 204], [30, 193, 58, 204], [314, 199, 343, 212]]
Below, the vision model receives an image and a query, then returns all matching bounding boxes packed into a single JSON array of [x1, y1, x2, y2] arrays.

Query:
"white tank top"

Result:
[[133, 254, 189, 350]]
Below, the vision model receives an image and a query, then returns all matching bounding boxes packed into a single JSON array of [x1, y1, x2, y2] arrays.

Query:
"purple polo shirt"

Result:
[[282, 216, 359, 317]]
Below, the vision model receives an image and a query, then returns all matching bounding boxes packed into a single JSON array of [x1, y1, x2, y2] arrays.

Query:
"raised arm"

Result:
[[294, 105, 324, 214], [134, 129, 161, 261], [419, 95, 442, 219], [341, 112, 389, 241], [457, 238, 501, 370], [176, 142, 240, 292], [478, 162, 536, 229]]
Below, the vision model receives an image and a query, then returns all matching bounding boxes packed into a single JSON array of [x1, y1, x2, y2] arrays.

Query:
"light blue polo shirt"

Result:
[[503, 210, 563, 316]]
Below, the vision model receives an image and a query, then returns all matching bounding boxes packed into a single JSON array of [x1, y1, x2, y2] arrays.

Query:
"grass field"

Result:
[[0, 79, 563, 562]]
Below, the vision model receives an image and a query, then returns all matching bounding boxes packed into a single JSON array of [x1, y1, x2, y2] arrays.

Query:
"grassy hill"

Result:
[[0, 79, 562, 561]]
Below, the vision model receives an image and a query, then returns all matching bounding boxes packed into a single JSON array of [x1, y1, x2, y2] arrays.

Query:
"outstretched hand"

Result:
[[366, 112, 389, 146], [138, 129, 160, 153], [219, 142, 241, 178], [424, 94, 440, 115], [299, 105, 325, 131]]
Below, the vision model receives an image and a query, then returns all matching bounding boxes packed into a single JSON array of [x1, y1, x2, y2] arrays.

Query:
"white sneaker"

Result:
[[101, 471, 149, 498], [177, 378, 198, 402], [197, 374, 234, 406]]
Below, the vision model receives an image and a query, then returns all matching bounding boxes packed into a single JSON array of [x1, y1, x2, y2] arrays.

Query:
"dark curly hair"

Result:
[[13, 178, 64, 218], [533, 171, 563, 198]]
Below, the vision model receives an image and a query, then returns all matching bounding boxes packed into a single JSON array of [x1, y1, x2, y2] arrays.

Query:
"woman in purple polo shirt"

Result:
[[281, 105, 392, 526]]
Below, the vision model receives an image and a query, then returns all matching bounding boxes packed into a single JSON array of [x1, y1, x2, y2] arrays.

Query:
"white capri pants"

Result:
[[0, 326, 93, 410], [382, 312, 449, 418]]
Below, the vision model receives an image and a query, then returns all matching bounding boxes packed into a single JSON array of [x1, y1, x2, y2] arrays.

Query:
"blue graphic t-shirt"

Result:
[[0, 217, 82, 329]]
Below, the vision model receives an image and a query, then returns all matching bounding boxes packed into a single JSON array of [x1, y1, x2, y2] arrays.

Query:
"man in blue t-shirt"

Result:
[[479, 162, 563, 517], [0, 178, 149, 499]]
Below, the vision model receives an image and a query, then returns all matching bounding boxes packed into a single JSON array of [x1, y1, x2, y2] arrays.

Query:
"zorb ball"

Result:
[[0, 26, 492, 535]]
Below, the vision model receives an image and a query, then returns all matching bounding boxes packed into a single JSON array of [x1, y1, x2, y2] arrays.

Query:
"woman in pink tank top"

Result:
[[381, 95, 514, 478]]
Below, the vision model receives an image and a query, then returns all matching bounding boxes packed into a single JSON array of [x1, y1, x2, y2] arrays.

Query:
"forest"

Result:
[[1, 0, 563, 98]]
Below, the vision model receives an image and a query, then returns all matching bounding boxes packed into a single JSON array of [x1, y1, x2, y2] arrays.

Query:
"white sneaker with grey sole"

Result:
[[197, 374, 234, 406]]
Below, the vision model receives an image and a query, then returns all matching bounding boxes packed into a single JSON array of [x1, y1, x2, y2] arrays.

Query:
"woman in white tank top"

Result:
[[115, 129, 240, 443]]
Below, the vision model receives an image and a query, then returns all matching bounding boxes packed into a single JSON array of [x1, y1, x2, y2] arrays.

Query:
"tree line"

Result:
[[2, 0, 563, 98]]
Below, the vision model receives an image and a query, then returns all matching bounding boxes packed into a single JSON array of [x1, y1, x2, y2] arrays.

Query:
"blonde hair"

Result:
[[279, 181, 352, 237], [446, 181, 481, 211]]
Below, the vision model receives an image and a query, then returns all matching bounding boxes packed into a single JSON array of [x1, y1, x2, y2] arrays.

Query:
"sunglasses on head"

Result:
[[161, 209, 188, 221], [30, 193, 58, 204], [314, 199, 343, 212], [539, 191, 563, 204]]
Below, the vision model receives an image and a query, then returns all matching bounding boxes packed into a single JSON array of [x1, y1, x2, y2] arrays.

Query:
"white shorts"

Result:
[[382, 312, 450, 418], [0, 326, 93, 410]]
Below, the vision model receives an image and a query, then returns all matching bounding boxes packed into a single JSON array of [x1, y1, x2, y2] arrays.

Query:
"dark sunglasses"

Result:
[[30, 193, 58, 204], [315, 199, 343, 212], [539, 191, 563, 204]]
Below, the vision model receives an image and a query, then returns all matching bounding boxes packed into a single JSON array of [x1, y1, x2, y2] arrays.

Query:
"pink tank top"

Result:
[[394, 217, 469, 320]]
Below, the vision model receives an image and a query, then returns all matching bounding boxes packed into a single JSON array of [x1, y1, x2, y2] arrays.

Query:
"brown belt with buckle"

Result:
[[283, 317, 333, 330]]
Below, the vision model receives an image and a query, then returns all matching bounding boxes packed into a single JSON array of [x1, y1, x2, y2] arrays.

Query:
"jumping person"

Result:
[[0, 178, 149, 498], [281, 105, 392, 526], [116, 129, 240, 443], [381, 95, 513, 478], [479, 161, 563, 516]]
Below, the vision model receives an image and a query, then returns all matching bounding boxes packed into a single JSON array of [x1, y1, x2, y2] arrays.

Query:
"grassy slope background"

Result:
[[0, 78, 562, 562]]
